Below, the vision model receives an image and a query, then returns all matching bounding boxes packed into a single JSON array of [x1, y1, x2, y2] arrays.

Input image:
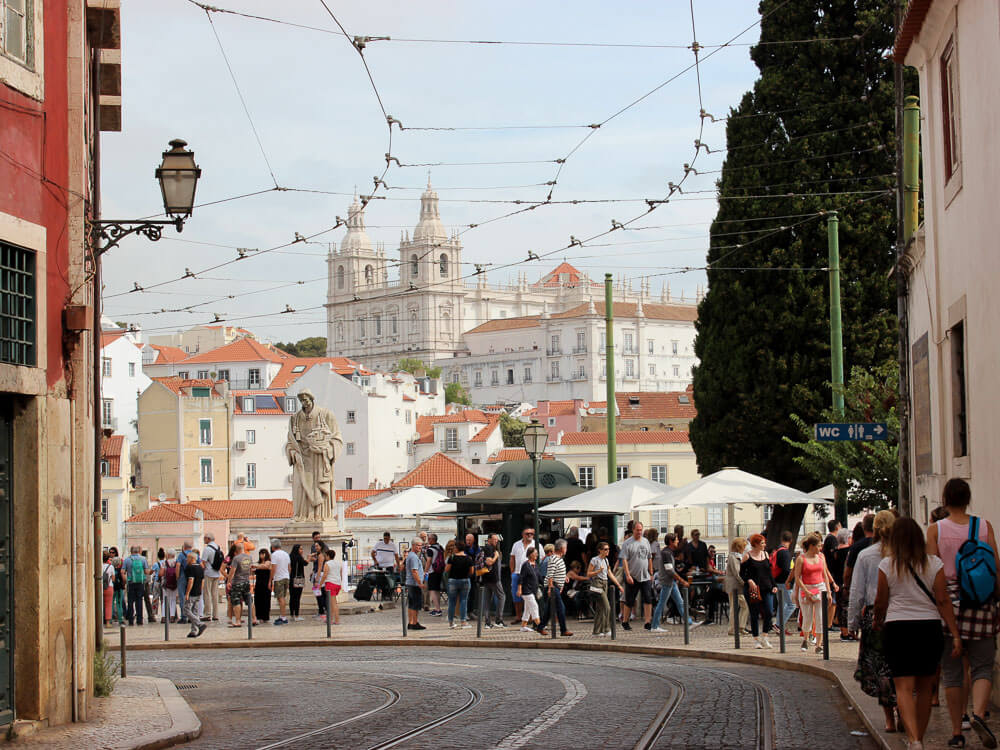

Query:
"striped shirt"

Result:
[[544, 555, 566, 589]]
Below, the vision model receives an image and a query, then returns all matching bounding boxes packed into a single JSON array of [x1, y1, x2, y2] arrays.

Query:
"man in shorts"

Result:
[[424, 533, 444, 616], [269, 539, 291, 625], [405, 539, 426, 630], [620, 522, 654, 631], [226, 542, 253, 627]]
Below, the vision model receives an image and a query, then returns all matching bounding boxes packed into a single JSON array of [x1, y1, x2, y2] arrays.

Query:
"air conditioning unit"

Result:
[[235, 476, 247, 486], [234, 440, 247, 451]]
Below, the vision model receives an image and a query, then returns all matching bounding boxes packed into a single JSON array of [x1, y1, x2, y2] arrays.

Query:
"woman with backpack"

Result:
[[874, 517, 961, 750], [927, 478, 1000, 749], [151, 548, 166, 620], [160, 553, 179, 622], [109, 547, 126, 625]]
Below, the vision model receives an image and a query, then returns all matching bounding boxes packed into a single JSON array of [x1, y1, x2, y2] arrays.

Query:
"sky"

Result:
[[100, 0, 764, 344]]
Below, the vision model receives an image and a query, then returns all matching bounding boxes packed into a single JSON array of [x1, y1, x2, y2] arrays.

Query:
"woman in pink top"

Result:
[[927, 478, 1000, 749], [793, 533, 838, 652]]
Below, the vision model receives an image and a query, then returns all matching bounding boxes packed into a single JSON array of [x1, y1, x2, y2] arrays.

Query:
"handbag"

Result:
[[749, 585, 761, 603], [292, 576, 306, 588]]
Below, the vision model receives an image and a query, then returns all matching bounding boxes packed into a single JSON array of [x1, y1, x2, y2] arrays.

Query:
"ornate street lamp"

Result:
[[90, 138, 202, 255], [523, 419, 549, 566]]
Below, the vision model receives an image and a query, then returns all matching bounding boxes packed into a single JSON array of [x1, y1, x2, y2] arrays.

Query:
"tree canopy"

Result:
[[500, 413, 526, 448], [690, 0, 900, 489], [445, 382, 471, 405], [393, 357, 442, 379], [274, 336, 326, 357]]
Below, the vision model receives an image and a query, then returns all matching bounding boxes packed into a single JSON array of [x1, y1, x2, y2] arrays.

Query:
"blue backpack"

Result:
[[956, 516, 997, 608]]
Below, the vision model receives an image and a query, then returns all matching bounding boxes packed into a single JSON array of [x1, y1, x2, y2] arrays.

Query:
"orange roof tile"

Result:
[[463, 316, 541, 335], [538, 400, 579, 417], [558, 430, 691, 446], [150, 345, 188, 364], [125, 498, 292, 523], [101, 331, 125, 348], [269, 357, 359, 389], [336, 488, 384, 503], [345, 499, 372, 519], [487, 447, 555, 463], [393, 453, 490, 489], [232, 391, 287, 415], [532, 261, 595, 288], [101, 434, 125, 476], [181, 336, 287, 365], [151, 377, 227, 397], [414, 411, 490, 444], [469, 417, 501, 443], [125, 505, 205, 523]]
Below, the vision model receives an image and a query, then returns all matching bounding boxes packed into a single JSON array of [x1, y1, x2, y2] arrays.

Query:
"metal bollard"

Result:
[[163, 595, 169, 642], [611, 585, 617, 641], [401, 585, 408, 637], [682, 585, 690, 645], [778, 587, 786, 654], [733, 591, 741, 649], [551, 588, 557, 640], [119, 625, 126, 678], [821, 590, 830, 660], [248, 594, 253, 640], [326, 589, 332, 639], [476, 585, 486, 638]]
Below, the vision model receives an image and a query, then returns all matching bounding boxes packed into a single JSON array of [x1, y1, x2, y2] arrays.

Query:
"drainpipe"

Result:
[[91, 47, 105, 661]]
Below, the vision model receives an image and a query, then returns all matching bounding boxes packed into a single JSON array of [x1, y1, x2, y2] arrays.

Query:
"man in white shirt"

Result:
[[371, 532, 401, 572], [202, 533, 224, 623], [269, 539, 292, 625], [509, 527, 544, 625]]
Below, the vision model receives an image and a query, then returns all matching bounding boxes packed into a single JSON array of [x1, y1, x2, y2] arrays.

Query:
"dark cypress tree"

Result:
[[689, 0, 898, 487]]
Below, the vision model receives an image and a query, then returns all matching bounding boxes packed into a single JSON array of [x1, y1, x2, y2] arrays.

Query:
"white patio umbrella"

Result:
[[651, 467, 831, 508], [540, 477, 676, 516], [807, 484, 836, 501], [415, 500, 460, 516], [358, 485, 450, 517]]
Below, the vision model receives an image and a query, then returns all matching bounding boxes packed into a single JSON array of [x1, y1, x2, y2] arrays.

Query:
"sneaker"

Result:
[[762, 636, 773, 649], [815, 644, 824, 654], [603, 631, 612, 637], [971, 715, 997, 749], [520, 626, 533, 632], [963, 715, 973, 731], [429, 610, 442, 617], [621, 622, 632, 631], [494, 621, 506, 629], [754, 637, 763, 649], [460, 621, 471, 629], [484, 622, 493, 629], [409, 623, 426, 630], [652, 626, 669, 633], [186, 632, 196, 638], [689, 620, 702, 629], [294, 616, 304, 621], [196, 624, 207, 637], [273, 619, 284, 626], [801, 639, 808, 652], [596, 631, 607, 638], [644, 622, 652, 631], [947, 736, 966, 748]]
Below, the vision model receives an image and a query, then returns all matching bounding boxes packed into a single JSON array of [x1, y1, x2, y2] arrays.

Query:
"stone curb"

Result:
[[125, 676, 202, 750], [117, 637, 892, 749]]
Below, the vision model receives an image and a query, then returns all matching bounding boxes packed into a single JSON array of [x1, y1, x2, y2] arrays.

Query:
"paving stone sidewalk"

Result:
[[8, 676, 200, 750]]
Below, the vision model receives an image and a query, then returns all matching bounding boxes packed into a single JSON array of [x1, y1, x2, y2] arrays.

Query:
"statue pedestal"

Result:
[[278, 519, 352, 556]]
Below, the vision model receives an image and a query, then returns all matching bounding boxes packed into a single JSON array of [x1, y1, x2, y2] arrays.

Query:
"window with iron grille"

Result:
[[0, 241, 35, 366]]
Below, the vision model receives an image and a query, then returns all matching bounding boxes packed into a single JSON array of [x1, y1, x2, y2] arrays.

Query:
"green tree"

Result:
[[690, 0, 900, 488], [784, 363, 899, 513], [274, 337, 327, 357], [500, 413, 525, 448], [445, 382, 471, 405], [392, 357, 442, 379]]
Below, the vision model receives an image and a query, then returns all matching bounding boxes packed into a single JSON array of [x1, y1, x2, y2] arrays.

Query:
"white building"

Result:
[[143, 335, 289, 390], [435, 300, 697, 403], [288, 363, 446, 490], [325, 185, 701, 370], [101, 326, 151, 443], [896, 0, 1000, 523], [230, 390, 296, 499], [412, 409, 504, 475]]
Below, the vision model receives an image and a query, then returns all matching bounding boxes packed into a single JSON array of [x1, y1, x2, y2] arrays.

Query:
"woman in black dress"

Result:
[[740, 533, 777, 649], [289, 544, 307, 621], [253, 548, 272, 624]]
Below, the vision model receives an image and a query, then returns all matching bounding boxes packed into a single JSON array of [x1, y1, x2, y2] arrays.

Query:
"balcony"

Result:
[[222, 378, 266, 390], [545, 348, 562, 356], [546, 375, 562, 383], [572, 345, 588, 354], [439, 440, 462, 452], [570, 370, 588, 381]]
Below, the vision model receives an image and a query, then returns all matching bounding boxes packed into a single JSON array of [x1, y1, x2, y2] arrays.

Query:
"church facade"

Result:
[[325, 182, 700, 378]]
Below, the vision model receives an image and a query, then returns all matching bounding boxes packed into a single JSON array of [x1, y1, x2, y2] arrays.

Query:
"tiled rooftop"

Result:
[[393, 452, 490, 489], [557, 430, 691, 446]]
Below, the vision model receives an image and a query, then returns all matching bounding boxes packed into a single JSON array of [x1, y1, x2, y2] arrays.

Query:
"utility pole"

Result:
[[828, 213, 847, 525], [605, 274, 616, 498], [894, 0, 913, 517]]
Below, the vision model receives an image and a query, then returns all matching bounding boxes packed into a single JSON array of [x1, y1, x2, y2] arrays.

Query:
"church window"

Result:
[[409, 310, 418, 336], [374, 314, 382, 336], [411, 254, 419, 277], [364, 264, 374, 284], [336, 266, 345, 289], [439, 253, 448, 277], [474, 371, 482, 386], [357, 316, 365, 341], [390, 314, 398, 335], [442, 311, 451, 331]]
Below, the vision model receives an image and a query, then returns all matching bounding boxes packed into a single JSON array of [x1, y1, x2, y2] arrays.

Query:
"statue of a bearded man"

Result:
[[285, 389, 343, 521]]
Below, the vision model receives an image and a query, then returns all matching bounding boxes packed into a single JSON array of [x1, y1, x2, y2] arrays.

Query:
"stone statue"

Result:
[[285, 389, 343, 521]]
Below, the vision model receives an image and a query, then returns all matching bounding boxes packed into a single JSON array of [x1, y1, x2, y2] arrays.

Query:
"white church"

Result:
[[325, 182, 701, 402]]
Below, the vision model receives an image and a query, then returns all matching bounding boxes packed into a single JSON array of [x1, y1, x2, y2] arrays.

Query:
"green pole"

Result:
[[605, 274, 617, 539], [827, 213, 845, 416], [828, 212, 847, 524], [903, 96, 920, 244]]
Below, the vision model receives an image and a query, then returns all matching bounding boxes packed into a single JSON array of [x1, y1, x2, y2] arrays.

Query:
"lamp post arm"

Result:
[[88, 217, 184, 256]]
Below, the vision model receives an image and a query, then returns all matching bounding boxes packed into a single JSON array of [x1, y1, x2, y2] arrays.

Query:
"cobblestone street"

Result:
[[129, 646, 877, 749]]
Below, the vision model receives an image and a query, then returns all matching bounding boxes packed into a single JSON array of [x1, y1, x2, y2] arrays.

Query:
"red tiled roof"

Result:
[[551, 301, 697, 323], [558, 430, 691, 446], [614, 391, 697, 420], [393, 453, 490, 489], [538, 400, 579, 417], [101, 434, 125, 476], [269, 357, 359, 389], [532, 261, 594, 288], [893, 0, 933, 62], [463, 316, 541, 335], [487, 447, 555, 463], [469, 417, 501, 443], [151, 377, 226, 397], [336, 488, 384, 503], [181, 337, 287, 365], [150, 345, 188, 364], [345, 499, 372, 519], [101, 331, 125, 348], [125, 498, 293, 523], [414, 411, 490, 444], [232, 391, 287, 415]]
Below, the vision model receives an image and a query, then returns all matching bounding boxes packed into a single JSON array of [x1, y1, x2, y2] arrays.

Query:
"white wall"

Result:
[[231, 413, 292, 499], [101, 333, 151, 443]]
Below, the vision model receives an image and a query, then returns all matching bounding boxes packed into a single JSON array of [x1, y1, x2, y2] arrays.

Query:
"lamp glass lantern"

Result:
[[155, 139, 202, 220], [523, 420, 548, 460]]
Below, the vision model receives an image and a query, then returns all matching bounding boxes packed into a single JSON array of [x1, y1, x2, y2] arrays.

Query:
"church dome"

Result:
[[412, 179, 447, 243], [340, 196, 372, 253]]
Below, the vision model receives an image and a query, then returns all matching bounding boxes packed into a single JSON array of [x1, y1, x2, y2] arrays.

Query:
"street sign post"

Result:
[[814, 423, 889, 442]]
